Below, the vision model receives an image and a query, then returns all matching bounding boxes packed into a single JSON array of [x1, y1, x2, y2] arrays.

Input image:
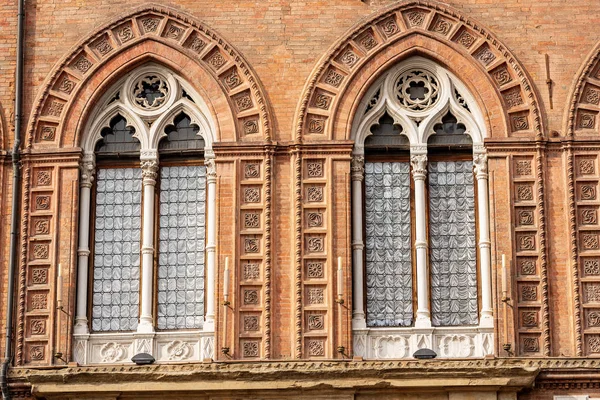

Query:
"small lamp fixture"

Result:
[[131, 353, 155, 365], [413, 348, 437, 360]]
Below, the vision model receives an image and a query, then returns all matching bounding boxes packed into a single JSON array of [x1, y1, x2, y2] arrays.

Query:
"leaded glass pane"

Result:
[[157, 165, 206, 330], [429, 160, 478, 326], [364, 162, 413, 327], [91, 168, 141, 332]]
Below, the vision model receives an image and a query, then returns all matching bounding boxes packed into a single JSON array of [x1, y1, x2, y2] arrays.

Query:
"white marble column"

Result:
[[74, 155, 95, 335], [351, 155, 366, 329], [474, 152, 493, 327], [138, 158, 159, 333], [411, 153, 431, 328], [204, 157, 217, 332]]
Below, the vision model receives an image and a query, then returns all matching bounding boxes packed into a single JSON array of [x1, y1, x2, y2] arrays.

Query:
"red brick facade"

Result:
[[1, 0, 600, 398]]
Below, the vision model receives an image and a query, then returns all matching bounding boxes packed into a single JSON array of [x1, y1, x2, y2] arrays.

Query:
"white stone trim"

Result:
[[73, 331, 215, 365], [554, 397, 590, 400], [81, 62, 216, 153], [351, 56, 487, 149], [353, 326, 494, 359]]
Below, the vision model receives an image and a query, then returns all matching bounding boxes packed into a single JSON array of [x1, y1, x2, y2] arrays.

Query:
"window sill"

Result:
[[352, 325, 494, 359], [73, 329, 214, 365]]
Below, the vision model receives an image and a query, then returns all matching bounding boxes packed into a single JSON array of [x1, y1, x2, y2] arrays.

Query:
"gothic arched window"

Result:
[[351, 57, 493, 359], [74, 64, 217, 364]]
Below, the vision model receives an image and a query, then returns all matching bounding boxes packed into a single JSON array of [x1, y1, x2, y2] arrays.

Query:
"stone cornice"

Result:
[[12, 358, 544, 395]]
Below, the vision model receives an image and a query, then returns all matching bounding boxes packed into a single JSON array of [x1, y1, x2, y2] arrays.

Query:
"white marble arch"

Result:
[[73, 63, 216, 364], [350, 56, 493, 359]]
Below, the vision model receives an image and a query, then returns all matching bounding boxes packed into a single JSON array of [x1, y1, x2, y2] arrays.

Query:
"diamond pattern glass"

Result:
[[429, 160, 478, 326], [364, 162, 413, 327], [157, 165, 206, 330], [92, 168, 141, 332]]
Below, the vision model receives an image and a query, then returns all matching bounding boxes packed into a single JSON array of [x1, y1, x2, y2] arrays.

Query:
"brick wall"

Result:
[[0, 0, 599, 398]]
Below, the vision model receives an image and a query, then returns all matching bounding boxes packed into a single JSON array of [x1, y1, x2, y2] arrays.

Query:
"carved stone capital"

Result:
[[205, 158, 217, 179], [410, 154, 428, 179], [79, 160, 96, 188], [351, 156, 365, 181], [141, 159, 159, 186], [473, 153, 488, 178]]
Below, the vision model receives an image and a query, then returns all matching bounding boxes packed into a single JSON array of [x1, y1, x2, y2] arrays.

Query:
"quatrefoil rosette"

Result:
[[123, 66, 178, 119], [395, 69, 440, 112]]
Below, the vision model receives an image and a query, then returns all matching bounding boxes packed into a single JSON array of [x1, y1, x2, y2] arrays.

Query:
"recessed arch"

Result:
[[293, 0, 544, 142], [565, 40, 600, 137], [25, 3, 273, 149]]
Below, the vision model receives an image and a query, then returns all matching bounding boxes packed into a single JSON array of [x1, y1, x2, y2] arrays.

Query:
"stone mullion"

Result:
[[511, 153, 543, 356], [302, 156, 328, 359], [74, 157, 95, 338], [238, 158, 266, 359], [573, 152, 600, 355]]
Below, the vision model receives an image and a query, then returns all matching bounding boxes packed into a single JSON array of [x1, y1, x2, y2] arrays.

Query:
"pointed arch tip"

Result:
[[26, 3, 273, 149], [293, 0, 544, 142], [565, 40, 600, 138]]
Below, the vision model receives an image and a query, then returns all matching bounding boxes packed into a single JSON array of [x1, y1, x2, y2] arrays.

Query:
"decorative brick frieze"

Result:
[[295, 2, 544, 142], [511, 154, 546, 356], [26, 5, 273, 149]]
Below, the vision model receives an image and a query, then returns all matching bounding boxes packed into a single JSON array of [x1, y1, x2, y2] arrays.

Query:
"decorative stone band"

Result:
[[73, 331, 214, 365], [353, 327, 494, 359]]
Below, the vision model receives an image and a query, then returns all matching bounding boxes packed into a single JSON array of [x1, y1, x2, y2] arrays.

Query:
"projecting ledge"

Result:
[[11, 359, 542, 398]]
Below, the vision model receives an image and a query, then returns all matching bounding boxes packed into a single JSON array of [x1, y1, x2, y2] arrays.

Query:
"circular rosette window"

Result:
[[395, 69, 440, 112], [131, 74, 170, 110]]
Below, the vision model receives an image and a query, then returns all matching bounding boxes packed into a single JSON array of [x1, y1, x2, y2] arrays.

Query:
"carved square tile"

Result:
[[306, 287, 325, 305], [243, 289, 260, 306], [579, 207, 598, 225], [243, 315, 260, 332], [243, 187, 261, 203], [306, 186, 324, 203], [516, 233, 536, 251], [307, 339, 325, 357], [306, 313, 325, 331], [305, 261, 325, 279], [587, 334, 600, 354], [583, 258, 600, 276], [244, 163, 261, 179], [521, 335, 540, 353], [585, 309, 600, 329], [515, 184, 534, 202], [518, 258, 537, 276], [242, 340, 260, 358], [305, 235, 325, 253], [306, 211, 324, 228], [578, 183, 597, 201], [243, 263, 260, 281], [514, 159, 533, 176]]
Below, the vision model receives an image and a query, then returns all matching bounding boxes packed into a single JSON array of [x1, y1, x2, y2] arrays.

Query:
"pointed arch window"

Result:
[[351, 57, 493, 359], [74, 64, 217, 364]]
